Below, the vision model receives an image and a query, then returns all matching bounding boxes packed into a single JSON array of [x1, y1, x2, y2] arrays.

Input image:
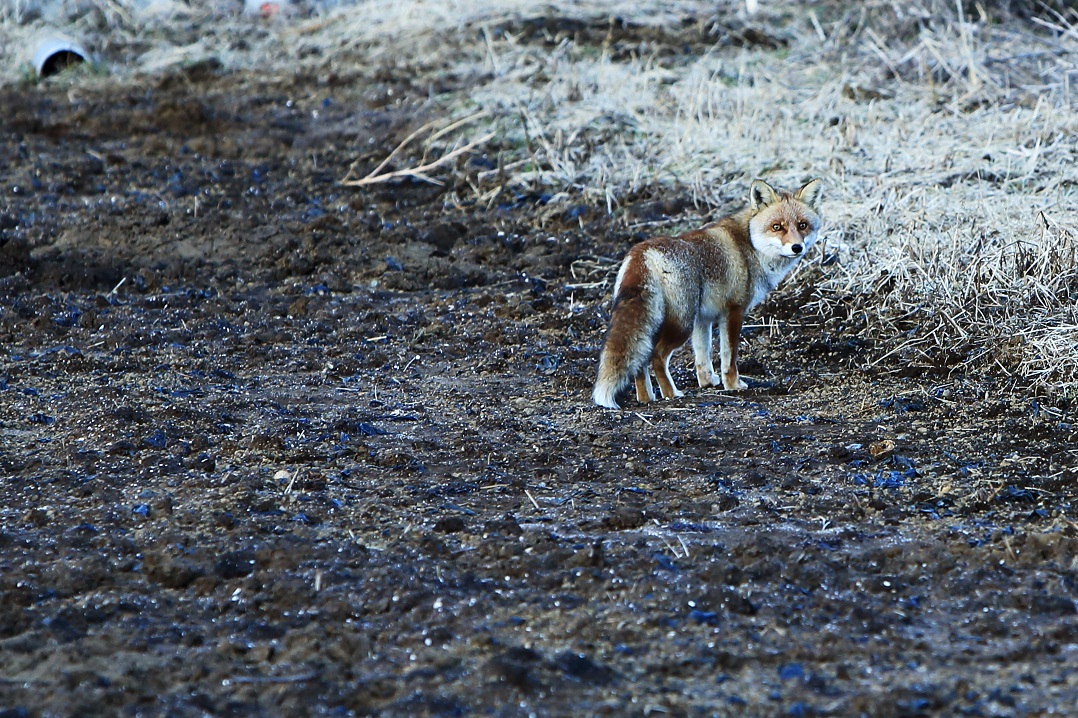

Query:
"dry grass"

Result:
[[5, 0, 1078, 390]]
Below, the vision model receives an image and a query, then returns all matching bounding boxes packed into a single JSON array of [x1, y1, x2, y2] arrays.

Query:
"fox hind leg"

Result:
[[651, 353, 684, 399], [651, 331, 687, 399], [635, 369, 656, 403], [692, 319, 722, 388], [719, 307, 748, 390]]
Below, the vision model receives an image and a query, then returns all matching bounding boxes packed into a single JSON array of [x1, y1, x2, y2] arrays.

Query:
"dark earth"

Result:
[[2, 12, 1078, 718]]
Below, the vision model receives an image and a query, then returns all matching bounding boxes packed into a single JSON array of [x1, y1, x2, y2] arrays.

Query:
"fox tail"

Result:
[[593, 279, 658, 409]]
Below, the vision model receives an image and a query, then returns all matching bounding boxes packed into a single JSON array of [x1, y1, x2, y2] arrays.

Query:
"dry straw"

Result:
[[321, 0, 1078, 391], [5, 0, 1078, 389], [425, 0, 1078, 391]]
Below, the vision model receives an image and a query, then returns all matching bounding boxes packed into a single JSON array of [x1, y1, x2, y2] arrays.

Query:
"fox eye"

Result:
[[797, 221, 809, 231], [771, 223, 783, 232]]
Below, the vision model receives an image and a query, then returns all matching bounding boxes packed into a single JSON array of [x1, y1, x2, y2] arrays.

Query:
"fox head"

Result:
[[747, 178, 823, 259]]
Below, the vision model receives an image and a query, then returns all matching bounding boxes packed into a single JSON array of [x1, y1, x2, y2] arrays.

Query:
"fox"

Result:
[[592, 178, 822, 409]]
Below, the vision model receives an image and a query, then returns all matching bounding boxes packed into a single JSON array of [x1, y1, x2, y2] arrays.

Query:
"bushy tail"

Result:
[[593, 285, 657, 409]]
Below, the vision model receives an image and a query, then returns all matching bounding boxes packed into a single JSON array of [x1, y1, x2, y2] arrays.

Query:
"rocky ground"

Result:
[[2, 12, 1078, 717]]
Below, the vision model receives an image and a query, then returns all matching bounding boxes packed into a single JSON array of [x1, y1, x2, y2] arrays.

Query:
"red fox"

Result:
[[593, 178, 822, 409]]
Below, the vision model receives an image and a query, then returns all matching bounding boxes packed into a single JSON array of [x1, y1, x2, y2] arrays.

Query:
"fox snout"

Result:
[[781, 238, 807, 257]]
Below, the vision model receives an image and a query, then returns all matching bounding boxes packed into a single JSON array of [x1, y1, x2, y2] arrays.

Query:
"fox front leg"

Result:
[[691, 319, 723, 388], [718, 307, 748, 391]]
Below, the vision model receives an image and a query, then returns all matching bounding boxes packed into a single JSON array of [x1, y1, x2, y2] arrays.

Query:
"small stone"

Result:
[[555, 651, 614, 685], [433, 516, 466, 533], [869, 440, 895, 460], [779, 663, 805, 680], [215, 550, 257, 579]]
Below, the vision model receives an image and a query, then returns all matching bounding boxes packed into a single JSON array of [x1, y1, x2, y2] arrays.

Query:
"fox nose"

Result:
[[791, 243, 803, 255]]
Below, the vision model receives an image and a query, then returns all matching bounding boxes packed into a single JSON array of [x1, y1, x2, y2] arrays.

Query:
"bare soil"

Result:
[[2, 16, 1078, 718]]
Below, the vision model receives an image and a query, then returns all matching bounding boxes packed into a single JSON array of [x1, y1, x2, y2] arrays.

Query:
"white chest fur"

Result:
[[750, 254, 799, 310]]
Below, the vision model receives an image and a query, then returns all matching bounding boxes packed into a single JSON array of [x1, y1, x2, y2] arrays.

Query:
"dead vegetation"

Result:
[[51, 0, 1074, 392], [451, 0, 1078, 391], [5, 2, 1078, 385], [8, 0, 1078, 392]]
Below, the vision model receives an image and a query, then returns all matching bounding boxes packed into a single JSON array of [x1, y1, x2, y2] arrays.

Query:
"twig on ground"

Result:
[[341, 111, 493, 187], [341, 132, 495, 187], [225, 672, 320, 685]]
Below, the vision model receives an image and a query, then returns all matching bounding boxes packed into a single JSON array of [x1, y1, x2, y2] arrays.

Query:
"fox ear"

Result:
[[749, 179, 779, 211], [795, 178, 823, 206]]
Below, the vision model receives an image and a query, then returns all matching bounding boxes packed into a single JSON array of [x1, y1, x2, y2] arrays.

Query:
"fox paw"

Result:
[[723, 376, 748, 391], [698, 373, 723, 388]]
